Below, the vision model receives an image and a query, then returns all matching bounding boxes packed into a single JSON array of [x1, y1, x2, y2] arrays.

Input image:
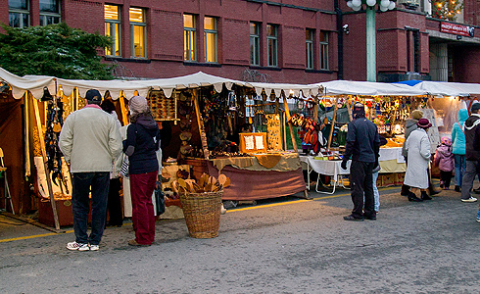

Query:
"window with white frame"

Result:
[[267, 24, 278, 67], [184, 14, 197, 62], [9, 0, 29, 28], [320, 31, 329, 70], [129, 7, 146, 58], [204, 16, 217, 63], [39, 0, 61, 26], [306, 29, 314, 70], [250, 22, 260, 66], [105, 4, 121, 57]]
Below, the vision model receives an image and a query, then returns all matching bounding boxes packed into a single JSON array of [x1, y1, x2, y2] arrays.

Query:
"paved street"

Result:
[[1, 185, 480, 293]]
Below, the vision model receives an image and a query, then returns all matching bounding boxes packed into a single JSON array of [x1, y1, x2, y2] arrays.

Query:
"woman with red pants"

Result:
[[124, 96, 160, 246]]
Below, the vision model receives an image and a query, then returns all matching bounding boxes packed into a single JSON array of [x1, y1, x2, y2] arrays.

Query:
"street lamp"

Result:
[[345, 0, 396, 82]]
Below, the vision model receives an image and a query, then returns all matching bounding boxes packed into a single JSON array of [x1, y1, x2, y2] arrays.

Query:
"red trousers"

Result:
[[130, 171, 157, 245]]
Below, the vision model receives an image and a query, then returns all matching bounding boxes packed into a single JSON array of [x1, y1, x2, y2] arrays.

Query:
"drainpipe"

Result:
[[334, 0, 344, 80]]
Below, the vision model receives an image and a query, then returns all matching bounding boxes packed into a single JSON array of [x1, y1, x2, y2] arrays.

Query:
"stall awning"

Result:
[[0, 67, 56, 99], [409, 81, 478, 97], [311, 80, 428, 96], [247, 81, 322, 98]]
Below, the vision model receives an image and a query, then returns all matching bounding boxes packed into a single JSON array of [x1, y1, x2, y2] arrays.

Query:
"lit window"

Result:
[[306, 29, 314, 70], [320, 31, 329, 70], [8, 0, 29, 28], [39, 0, 61, 26], [184, 14, 197, 62], [204, 17, 217, 63], [267, 24, 278, 67], [250, 22, 260, 66], [105, 5, 121, 56], [130, 7, 146, 58]]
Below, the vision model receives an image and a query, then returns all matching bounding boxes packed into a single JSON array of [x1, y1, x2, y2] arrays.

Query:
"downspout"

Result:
[[334, 0, 344, 80]]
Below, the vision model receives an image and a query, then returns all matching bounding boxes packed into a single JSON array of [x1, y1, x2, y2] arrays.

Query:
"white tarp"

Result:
[[247, 81, 322, 98], [311, 80, 428, 96], [411, 81, 478, 97], [0, 67, 56, 99]]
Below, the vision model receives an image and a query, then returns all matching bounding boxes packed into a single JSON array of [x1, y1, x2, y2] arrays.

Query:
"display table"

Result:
[[300, 147, 406, 194], [185, 153, 306, 201]]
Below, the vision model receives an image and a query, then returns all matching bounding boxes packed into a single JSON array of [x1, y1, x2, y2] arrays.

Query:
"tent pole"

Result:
[[327, 96, 340, 150], [193, 89, 209, 160], [282, 91, 298, 153], [33, 96, 60, 230]]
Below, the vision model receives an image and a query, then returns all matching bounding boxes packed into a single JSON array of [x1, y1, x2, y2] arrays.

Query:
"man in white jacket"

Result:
[[59, 89, 122, 251]]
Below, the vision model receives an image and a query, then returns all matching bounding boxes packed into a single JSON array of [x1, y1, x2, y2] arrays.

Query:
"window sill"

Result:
[[249, 66, 282, 71], [306, 69, 334, 74], [183, 62, 222, 67], [104, 57, 151, 63]]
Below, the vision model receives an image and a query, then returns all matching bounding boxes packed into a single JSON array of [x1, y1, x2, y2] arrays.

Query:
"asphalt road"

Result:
[[1, 186, 480, 294]]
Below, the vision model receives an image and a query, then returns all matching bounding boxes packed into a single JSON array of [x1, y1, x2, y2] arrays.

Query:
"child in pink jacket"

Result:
[[435, 137, 455, 190]]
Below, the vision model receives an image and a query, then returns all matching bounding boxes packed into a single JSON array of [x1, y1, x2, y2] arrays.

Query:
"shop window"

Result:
[[39, 0, 61, 26], [129, 7, 146, 58], [406, 28, 420, 73], [184, 14, 197, 62], [250, 22, 260, 66], [267, 24, 278, 67], [306, 29, 314, 70], [105, 4, 121, 57], [204, 16, 217, 63], [320, 31, 329, 70], [8, 0, 29, 28]]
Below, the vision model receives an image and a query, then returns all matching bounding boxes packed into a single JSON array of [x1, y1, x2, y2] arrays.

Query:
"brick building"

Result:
[[2, 0, 480, 84]]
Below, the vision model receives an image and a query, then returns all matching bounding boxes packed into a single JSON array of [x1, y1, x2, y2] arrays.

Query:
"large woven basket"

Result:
[[179, 191, 223, 238]]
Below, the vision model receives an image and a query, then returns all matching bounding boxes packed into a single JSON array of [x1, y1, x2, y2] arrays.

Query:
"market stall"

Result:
[[295, 80, 431, 191]]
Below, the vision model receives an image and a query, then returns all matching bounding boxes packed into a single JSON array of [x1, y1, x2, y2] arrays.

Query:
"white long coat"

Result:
[[404, 128, 431, 189]]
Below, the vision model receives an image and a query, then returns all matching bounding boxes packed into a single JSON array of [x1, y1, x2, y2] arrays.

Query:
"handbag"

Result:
[[120, 156, 129, 177], [155, 187, 165, 215]]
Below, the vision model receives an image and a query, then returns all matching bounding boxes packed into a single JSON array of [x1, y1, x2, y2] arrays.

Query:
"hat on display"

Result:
[[417, 118, 432, 129], [85, 89, 102, 103], [129, 95, 149, 115], [411, 110, 423, 120], [471, 102, 480, 112]]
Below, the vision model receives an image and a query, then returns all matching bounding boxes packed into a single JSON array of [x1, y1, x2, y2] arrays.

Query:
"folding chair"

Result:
[[0, 147, 14, 214]]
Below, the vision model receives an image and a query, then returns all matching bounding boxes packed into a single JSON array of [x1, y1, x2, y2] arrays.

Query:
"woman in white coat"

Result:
[[404, 118, 433, 202]]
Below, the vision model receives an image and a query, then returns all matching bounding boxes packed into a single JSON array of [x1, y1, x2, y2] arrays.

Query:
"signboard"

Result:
[[440, 22, 474, 37]]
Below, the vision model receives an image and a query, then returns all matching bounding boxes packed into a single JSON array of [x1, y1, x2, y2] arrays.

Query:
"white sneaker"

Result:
[[461, 197, 478, 203], [89, 244, 99, 251], [477, 218, 480, 223], [66, 241, 89, 251]]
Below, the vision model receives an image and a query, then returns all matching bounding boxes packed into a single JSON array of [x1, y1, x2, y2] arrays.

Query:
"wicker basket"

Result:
[[179, 191, 223, 238]]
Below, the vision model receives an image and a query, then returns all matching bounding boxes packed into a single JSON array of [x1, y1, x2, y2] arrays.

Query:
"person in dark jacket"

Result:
[[124, 96, 161, 246], [341, 102, 380, 221], [460, 103, 480, 203]]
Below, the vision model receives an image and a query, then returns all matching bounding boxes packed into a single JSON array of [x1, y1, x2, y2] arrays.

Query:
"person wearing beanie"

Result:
[[451, 108, 468, 192], [341, 102, 380, 221], [123, 95, 161, 246], [404, 118, 433, 202], [400, 109, 423, 196], [59, 89, 123, 251], [460, 102, 480, 203]]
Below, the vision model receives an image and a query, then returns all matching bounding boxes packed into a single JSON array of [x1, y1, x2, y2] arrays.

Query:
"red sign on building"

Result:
[[440, 22, 474, 37]]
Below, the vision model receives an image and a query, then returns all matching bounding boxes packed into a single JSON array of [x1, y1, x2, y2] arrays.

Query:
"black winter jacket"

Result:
[[464, 114, 480, 161], [123, 115, 161, 175], [343, 116, 380, 163]]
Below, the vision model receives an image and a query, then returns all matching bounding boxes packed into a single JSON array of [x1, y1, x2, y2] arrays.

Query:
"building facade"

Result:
[[1, 0, 480, 84]]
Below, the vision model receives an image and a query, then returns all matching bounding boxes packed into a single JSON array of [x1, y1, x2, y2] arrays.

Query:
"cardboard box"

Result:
[[377, 173, 395, 187]]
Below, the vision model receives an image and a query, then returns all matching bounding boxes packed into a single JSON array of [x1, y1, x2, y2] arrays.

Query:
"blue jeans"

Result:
[[477, 204, 480, 220], [71, 172, 110, 245], [454, 154, 466, 187], [373, 171, 379, 212]]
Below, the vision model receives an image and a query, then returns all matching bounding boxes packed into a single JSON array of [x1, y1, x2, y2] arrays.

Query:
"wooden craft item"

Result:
[[193, 91, 209, 159], [34, 98, 60, 230], [282, 92, 298, 152], [327, 96, 340, 150], [265, 114, 282, 151]]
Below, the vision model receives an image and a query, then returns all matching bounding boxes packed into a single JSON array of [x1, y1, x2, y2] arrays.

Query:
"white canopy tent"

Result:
[[0, 67, 325, 101], [309, 80, 428, 96], [411, 81, 479, 97]]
